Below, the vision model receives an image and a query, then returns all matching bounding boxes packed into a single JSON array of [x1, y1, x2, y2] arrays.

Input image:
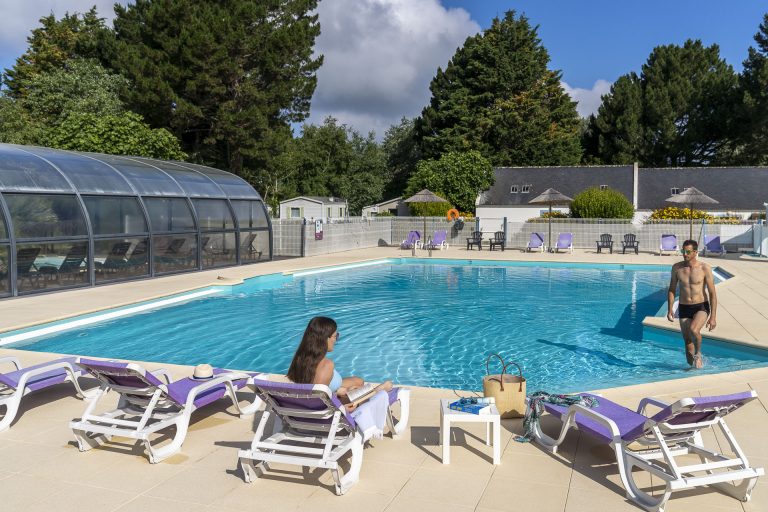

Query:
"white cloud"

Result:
[[307, 0, 480, 138], [561, 79, 612, 118], [0, 1, 130, 64]]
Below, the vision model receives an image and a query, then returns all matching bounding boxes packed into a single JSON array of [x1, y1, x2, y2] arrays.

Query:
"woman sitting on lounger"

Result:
[[287, 316, 393, 437]]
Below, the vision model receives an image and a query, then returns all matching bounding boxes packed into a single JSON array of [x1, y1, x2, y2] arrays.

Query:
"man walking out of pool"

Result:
[[667, 239, 717, 368]]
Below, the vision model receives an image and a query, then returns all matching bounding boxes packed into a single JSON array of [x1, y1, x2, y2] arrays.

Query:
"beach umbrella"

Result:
[[404, 189, 449, 245], [665, 187, 718, 240], [528, 188, 573, 251]]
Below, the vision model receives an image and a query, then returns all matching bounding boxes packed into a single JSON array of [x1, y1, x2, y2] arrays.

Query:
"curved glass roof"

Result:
[[0, 144, 261, 200]]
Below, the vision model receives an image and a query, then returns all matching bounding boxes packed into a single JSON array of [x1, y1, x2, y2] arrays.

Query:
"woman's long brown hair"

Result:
[[287, 316, 337, 384]]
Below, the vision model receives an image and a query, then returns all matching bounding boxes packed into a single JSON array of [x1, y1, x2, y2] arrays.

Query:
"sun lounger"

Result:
[[530, 391, 764, 512], [659, 234, 678, 256], [554, 232, 573, 253], [0, 356, 96, 431], [238, 380, 410, 495], [400, 231, 421, 250], [703, 234, 726, 257], [70, 358, 263, 463], [424, 230, 448, 250], [526, 232, 546, 252]]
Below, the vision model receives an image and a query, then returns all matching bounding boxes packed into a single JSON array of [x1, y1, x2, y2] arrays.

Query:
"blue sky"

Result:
[[0, 1, 766, 138]]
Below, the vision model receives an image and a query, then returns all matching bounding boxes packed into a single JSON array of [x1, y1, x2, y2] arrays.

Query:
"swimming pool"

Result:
[[5, 259, 768, 392]]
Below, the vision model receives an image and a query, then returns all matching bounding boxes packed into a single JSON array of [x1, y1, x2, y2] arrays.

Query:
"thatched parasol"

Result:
[[665, 187, 718, 240], [404, 189, 449, 246], [528, 188, 573, 251]]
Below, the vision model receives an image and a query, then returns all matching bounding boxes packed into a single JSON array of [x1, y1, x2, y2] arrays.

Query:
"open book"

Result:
[[338, 382, 383, 406]]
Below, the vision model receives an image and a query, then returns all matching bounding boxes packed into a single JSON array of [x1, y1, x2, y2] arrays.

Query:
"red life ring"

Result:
[[446, 208, 460, 221]]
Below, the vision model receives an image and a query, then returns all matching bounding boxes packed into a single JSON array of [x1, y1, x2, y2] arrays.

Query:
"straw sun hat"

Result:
[[192, 363, 214, 380]]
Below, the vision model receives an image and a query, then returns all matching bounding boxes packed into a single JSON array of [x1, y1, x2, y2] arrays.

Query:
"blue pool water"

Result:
[[9, 259, 768, 392]]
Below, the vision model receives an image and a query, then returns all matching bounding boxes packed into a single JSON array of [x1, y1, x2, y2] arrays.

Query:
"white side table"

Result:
[[439, 398, 501, 465]]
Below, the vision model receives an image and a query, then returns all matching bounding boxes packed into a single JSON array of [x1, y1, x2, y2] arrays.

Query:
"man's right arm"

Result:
[[667, 266, 678, 322]]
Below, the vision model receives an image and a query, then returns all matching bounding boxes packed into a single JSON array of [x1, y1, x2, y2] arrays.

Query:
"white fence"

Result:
[[271, 217, 758, 257]]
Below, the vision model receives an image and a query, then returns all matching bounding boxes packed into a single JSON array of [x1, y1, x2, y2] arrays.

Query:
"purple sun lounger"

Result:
[[238, 380, 410, 495], [703, 234, 727, 257], [400, 230, 421, 250], [70, 358, 263, 463], [0, 356, 97, 431], [659, 233, 679, 256], [555, 232, 573, 253], [531, 391, 764, 511], [424, 229, 448, 250], [526, 232, 546, 252]]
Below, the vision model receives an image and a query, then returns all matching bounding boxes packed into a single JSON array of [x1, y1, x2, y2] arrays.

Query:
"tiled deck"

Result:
[[1, 247, 767, 512]]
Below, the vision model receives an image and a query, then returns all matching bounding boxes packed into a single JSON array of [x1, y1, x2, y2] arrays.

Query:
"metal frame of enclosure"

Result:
[[0, 144, 272, 298]]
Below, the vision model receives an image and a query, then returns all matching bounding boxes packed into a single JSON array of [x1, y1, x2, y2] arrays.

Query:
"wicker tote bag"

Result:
[[482, 354, 526, 418]]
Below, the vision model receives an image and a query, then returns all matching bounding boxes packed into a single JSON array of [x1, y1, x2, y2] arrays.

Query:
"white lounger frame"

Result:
[[70, 365, 260, 463], [533, 394, 764, 512], [0, 356, 96, 432], [239, 385, 410, 495]]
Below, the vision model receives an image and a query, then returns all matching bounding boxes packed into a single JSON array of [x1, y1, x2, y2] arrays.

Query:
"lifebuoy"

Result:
[[446, 208, 460, 221]]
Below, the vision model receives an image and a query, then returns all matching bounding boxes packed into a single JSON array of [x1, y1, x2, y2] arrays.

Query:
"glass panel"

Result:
[[183, 163, 260, 199], [5, 194, 87, 238], [0, 207, 7, 239], [0, 147, 73, 192], [16, 241, 89, 293], [94, 237, 149, 283], [20, 147, 133, 194], [138, 159, 222, 197], [83, 196, 148, 235], [0, 245, 8, 296], [193, 199, 234, 230], [231, 200, 269, 229], [144, 197, 195, 232], [201, 232, 237, 268], [153, 234, 197, 273], [239, 230, 269, 263], [91, 155, 184, 196]]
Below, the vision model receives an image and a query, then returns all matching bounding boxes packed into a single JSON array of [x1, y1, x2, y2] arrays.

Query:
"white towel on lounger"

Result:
[[350, 390, 388, 440]]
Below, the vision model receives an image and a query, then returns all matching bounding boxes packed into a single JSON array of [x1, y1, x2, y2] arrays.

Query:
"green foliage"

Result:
[[732, 14, 768, 164], [381, 117, 421, 198], [415, 11, 581, 166], [570, 187, 634, 219], [48, 112, 186, 160], [587, 40, 738, 166], [409, 201, 452, 217], [107, 0, 322, 181], [404, 150, 494, 212], [2, 8, 110, 98], [0, 96, 44, 144]]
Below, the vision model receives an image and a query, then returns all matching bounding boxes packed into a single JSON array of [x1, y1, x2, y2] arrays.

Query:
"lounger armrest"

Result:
[[0, 356, 21, 372], [183, 371, 252, 410], [149, 368, 172, 384], [15, 360, 79, 390], [564, 403, 622, 439], [637, 396, 671, 415]]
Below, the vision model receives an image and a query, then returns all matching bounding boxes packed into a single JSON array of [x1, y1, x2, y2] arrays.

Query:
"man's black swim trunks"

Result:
[[678, 301, 710, 319]]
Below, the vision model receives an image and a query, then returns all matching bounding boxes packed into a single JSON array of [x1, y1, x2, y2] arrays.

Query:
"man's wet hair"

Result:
[[682, 239, 698, 250]]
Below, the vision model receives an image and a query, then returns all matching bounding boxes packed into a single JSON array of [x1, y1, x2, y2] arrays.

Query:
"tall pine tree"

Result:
[[106, 0, 322, 179], [415, 11, 581, 166], [734, 14, 768, 164]]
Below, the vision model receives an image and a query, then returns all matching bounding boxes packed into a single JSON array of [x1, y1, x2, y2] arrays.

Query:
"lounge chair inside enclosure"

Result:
[[424, 229, 448, 250], [238, 380, 410, 495], [70, 359, 263, 463], [526, 232, 546, 252], [531, 391, 764, 512], [596, 234, 613, 254], [466, 231, 483, 250], [489, 231, 505, 251], [38, 244, 88, 283], [0, 356, 96, 432], [703, 234, 727, 257], [622, 233, 639, 254], [400, 230, 421, 250], [554, 232, 573, 253], [95, 241, 133, 273], [659, 234, 679, 256], [15, 247, 41, 287], [240, 232, 263, 260]]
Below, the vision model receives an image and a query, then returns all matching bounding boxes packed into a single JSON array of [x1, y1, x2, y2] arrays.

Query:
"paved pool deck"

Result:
[[0, 247, 767, 512]]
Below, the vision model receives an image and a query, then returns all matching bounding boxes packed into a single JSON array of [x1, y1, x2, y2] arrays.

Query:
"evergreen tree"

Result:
[[415, 11, 581, 166], [590, 40, 738, 166], [734, 14, 768, 164], [106, 0, 322, 181], [381, 118, 421, 199], [2, 8, 110, 98]]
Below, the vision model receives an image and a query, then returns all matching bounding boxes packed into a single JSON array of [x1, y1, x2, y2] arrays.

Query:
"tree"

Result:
[[405, 151, 494, 212], [106, 0, 322, 181], [570, 187, 634, 219], [381, 118, 421, 199], [2, 8, 110, 98], [733, 14, 768, 164], [47, 112, 186, 160], [415, 11, 581, 166], [588, 40, 738, 166]]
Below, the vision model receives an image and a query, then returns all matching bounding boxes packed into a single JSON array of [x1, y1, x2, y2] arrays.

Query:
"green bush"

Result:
[[409, 201, 452, 217], [570, 187, 634, 219]]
